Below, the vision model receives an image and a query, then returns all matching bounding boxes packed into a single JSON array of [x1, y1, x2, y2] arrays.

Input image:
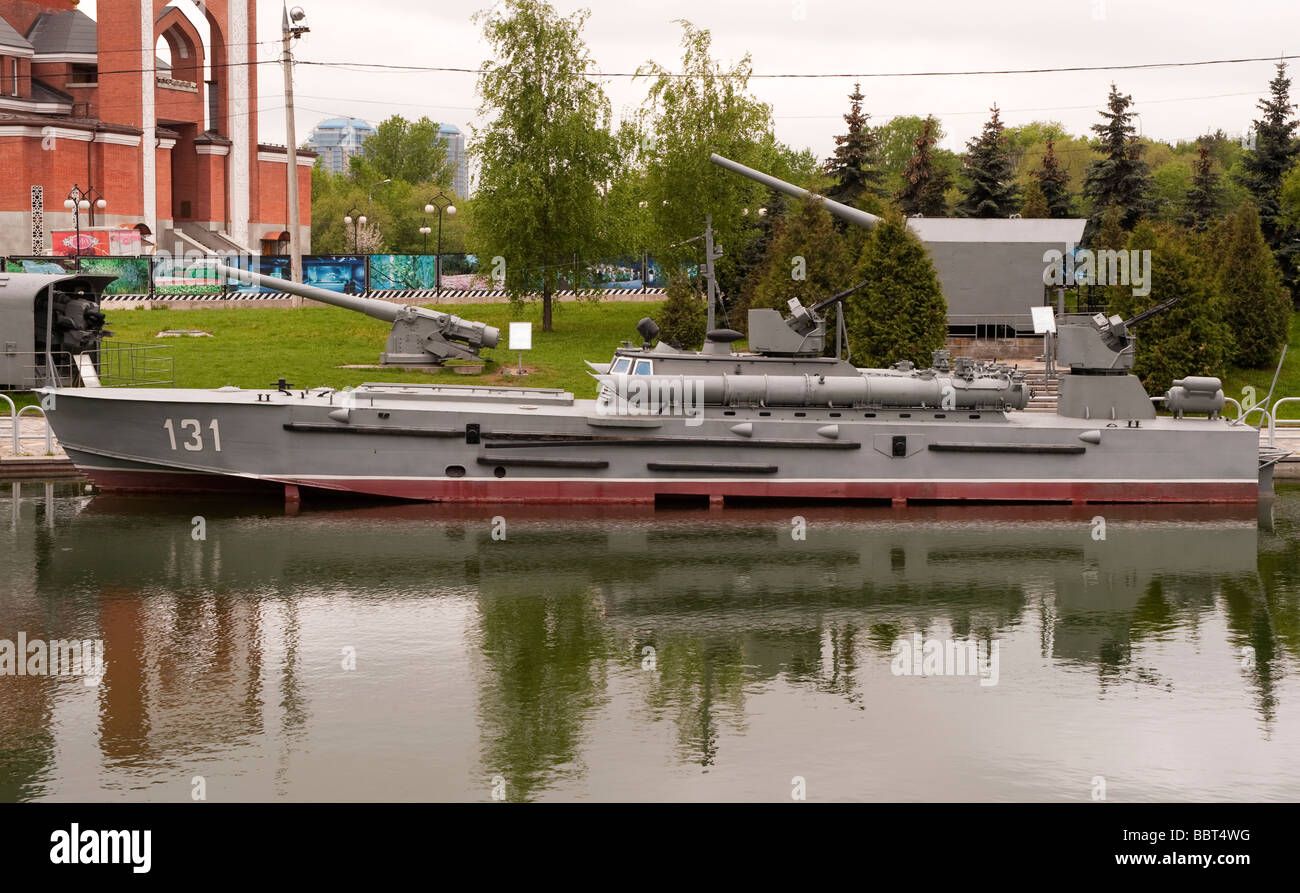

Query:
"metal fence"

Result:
[[4, 253, 669, 296], [7, 343, 173, 389], [0, 395, 52, 456]]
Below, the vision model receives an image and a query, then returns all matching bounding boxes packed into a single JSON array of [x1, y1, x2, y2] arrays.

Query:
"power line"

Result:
[[69, 38, 280, 59], [297, 52, 1300, 80], [774, 90, 1264, 121]]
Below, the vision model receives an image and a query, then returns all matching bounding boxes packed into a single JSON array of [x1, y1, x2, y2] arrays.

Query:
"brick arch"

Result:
[[155, 7, 204, 87], [197, 1, 229, 135]]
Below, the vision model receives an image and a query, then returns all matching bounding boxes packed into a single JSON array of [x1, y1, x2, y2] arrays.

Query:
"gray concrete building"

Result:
[[905, 217, 1088, 337]]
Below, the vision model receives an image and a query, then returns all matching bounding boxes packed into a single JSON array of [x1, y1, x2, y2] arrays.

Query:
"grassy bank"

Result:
[[8, 302, 1300, 418], [99, 300, 661, 396], [1222, 314, 1300, 421]]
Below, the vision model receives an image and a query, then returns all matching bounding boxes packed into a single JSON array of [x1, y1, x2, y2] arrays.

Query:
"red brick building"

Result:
[[0, 0, 311, 258]]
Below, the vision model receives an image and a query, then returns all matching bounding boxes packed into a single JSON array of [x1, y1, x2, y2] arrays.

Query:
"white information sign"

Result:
[[1030, 306, 1057, 334], [509, 322, 533, 351]]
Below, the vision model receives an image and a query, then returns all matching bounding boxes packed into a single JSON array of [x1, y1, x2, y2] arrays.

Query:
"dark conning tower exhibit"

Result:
[[0, 271, 115, 389]]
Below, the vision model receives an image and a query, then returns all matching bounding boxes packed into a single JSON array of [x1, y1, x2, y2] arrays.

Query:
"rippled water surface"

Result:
[[3, 480, 1300, 802]]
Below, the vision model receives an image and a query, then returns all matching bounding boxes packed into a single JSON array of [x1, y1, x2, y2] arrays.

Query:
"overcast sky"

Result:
[[87, 1, 1296, 165]]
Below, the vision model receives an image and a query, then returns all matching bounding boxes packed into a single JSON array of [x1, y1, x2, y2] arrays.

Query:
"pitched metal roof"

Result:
[[0, 15, 33, 51], [26, 9, 97, 56], [31, 78, 74, 105], [906, 217, 1087, 244]]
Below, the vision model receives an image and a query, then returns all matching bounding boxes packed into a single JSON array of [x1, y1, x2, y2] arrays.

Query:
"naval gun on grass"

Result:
[[215, 264, 499, 365]]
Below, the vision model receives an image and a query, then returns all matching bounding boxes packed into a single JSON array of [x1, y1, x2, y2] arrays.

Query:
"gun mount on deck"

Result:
[[708, 153, 886, 357], [1055, 297, 1181, 374], [215, 265, 499, 365]]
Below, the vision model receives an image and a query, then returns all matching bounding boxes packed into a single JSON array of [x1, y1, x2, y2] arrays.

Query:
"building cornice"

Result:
[[257, 149, 316, 167], [31, 53, 97, 64], [0, 122, 145, 145], [0, 96, 71, 115]]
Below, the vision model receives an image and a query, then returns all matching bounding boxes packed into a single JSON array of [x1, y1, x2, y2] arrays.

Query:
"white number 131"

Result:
[[163, 418, 222, 452]]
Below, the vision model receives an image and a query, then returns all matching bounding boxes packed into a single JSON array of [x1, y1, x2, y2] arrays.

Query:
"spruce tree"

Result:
[[897, 116, 952, 216], [957, 105, 1021, 218], [1237, 62, 1300, 287], [1108, 224, 1233, 394], [748, 195, 850, 313], [1033, 140, 1073, 218], [731, 188, 783, 330], [656, 271, 708, 348], [1083, 84, 1154, 231], [1211, 204, 1291, 367], [847, 213, 948, 367], [1090, 204, 1127, 310], [1020, 181, 1049, 217], [1179, 141, 1222, 232], [824, 82, 885, 205]]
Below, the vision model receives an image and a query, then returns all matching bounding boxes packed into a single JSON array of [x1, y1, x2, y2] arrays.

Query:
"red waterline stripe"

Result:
[[83, 468, 1259, 504]]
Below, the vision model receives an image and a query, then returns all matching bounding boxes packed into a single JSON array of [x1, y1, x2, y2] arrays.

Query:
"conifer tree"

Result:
[[897, 116, 952, 216], [656, 272, 708, 348], [957, 105, 1021, 218], [1032, 140, 1073, 218], [824, 82, 885, 205], [1238, 62, 1300, 286], [749, 196, 850, 312], [1210, 205, 1291, 367], [1089, 204, 1128, 309], [1020, 181, 1049, 218], [847, 213, 948, 367], [1108, 224, 1233, 394], [1083, 84, 1154, 231], [1179, 141, 1222, 232]]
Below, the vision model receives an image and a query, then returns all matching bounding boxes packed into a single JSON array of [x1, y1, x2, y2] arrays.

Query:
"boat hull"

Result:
[[44, 385, 1263, 505]]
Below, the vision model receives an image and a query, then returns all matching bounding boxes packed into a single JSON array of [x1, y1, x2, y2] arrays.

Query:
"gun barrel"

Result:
[[1123, 296, 1180, 328], [709, 153, 882, 231], [215, 264, 400, 322], [809, 278, 871, 314]]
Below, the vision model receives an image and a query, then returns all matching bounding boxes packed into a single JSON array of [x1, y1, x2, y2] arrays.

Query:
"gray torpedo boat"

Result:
[[31, 158, 1281, 505]]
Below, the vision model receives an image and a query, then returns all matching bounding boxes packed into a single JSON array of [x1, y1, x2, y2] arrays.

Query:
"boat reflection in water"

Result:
[[3, 482, 1299, 802]]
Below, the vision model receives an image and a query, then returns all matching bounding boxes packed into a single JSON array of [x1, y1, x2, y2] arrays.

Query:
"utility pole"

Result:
[[281, 4, 309, 285], [668, 216, 724, 337], [702, 215, 721, 332]]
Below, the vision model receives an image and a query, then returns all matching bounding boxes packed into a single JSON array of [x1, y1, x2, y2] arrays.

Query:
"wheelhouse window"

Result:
[[632, 359, 653, 375], [609, 357, 631, 374]]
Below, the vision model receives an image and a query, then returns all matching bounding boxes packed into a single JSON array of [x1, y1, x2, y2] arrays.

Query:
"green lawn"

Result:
[[98, 299, 661, 396], [8, 302, 1300, 420], [1222, 314, 1300, 422]]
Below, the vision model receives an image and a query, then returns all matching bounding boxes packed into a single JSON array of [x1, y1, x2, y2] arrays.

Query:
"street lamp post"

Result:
[[419, 224, 432, 255], [423, 192, 457, 295], [280, 4, 309, 283], [63, 184, 106, 271], [343, 207, 366, 254], [368, 178, 391, 206]]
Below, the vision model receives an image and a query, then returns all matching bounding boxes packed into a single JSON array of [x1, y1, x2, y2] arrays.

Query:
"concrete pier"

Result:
[[0, 416, 75, 479]]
